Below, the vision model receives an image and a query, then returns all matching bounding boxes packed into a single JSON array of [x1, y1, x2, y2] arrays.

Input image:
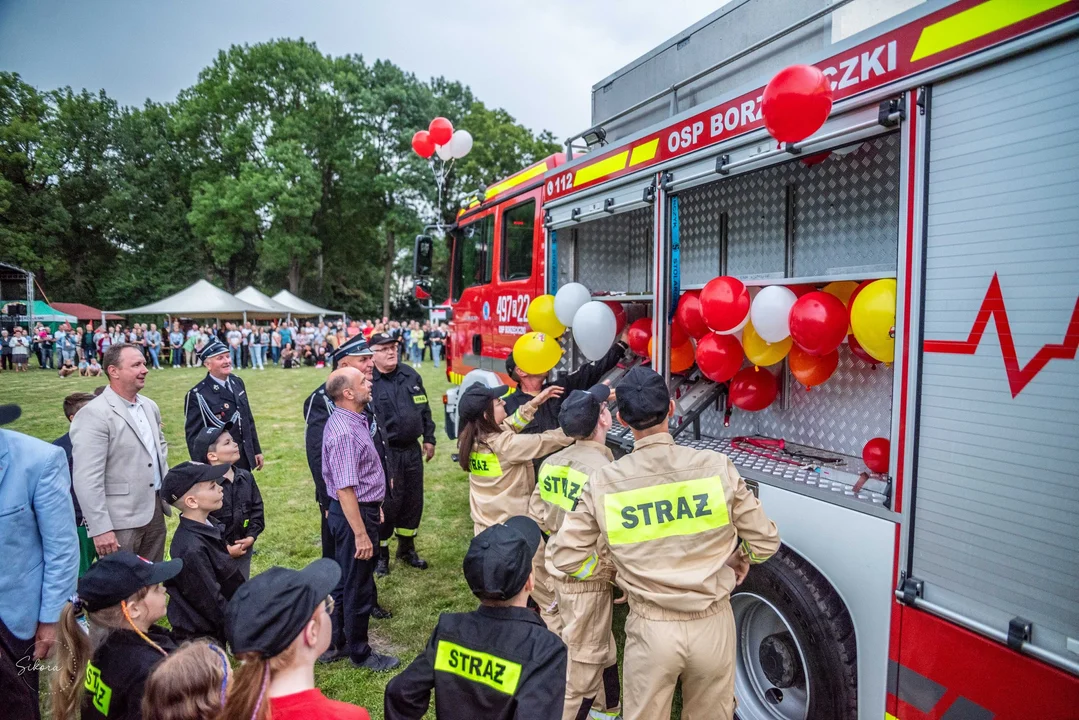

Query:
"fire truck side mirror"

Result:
[[413, 235, 434, 277]]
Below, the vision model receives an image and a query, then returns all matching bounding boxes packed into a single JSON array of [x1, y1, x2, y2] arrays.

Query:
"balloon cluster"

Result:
[[412, 117, 473, 161], [514, 284, 625, 375]]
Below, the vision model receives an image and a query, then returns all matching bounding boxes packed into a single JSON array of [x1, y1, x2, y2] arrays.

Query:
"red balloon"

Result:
[[428, 117, 454, 146], [729, 366, 778, 411], [675, 291, 710, 340], [412, 130, 435, 159], [789, 291, 848, 356], [862, 437, 890, 474], [700, 276, 750, 334], [762, 64, 833, 144], [670, 323, 689, 348], [787, 283, 817, 298], [789, 346, 838, 389], [603, 302, 627, 334], [695, 333, 744, 383], [847, 333, 878, 365], [627, 318, 652, 356], [848, 279, 873, 310], [800, 151, 831, 167]]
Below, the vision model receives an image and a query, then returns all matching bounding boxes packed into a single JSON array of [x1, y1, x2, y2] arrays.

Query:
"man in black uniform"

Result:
[[184, 340, 263, 471], [384, 516, 567, 720], [368, 332, 435, 575]]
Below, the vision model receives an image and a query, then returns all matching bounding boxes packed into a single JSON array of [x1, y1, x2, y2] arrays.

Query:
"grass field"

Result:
[[4, 360, 479, 718]]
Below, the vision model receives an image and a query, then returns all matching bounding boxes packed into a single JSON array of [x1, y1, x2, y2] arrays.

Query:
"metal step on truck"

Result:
[[418, 1, 1079, 717]]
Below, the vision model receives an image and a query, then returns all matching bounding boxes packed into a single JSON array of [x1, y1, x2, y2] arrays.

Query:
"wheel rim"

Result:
[[731, 592, 811, 720]]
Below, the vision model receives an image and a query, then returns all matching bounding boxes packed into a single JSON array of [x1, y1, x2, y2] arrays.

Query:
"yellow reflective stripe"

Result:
[[434, 640, 522, 695], [570, 554, 598, 580], [740, 538, 769, 564], [84, 661, 113, 715], [243, 519, 250, 528], [604, 476, 730, 545], [469, 452, 503, 477], [413, 394, 428, 404], [886, 714, 899, 720], [629, 138, 659, 166], [485, 162, 549, 199], [396, 528, 418, 537], [505, 409, 528, 430], [910, 0, 1068, 62], [574, 151, 629, 187], [537, 464, 588, 512], [589, 710, 621, 720]]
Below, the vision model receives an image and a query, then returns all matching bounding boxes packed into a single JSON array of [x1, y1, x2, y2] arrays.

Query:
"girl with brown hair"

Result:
[[456, 383, 574, 535], [50, 551, 181, 720], [141, 640, 231, 720]]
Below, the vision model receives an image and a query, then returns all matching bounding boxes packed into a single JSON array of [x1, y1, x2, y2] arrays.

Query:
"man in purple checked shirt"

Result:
[[320, 366, 401, 672]]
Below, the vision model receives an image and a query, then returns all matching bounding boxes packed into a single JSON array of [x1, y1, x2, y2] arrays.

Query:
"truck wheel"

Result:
[[731, 546, 857, 720]]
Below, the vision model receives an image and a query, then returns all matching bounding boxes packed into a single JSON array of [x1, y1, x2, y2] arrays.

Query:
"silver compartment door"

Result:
[[913, 36, 1079, 669]]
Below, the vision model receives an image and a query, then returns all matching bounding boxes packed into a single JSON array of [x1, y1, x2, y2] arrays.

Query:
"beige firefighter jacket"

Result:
[[548, 432, 780, 617]]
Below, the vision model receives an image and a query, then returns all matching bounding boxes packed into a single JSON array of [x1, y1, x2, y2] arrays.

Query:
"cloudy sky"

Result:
[[0, 0, 730, 141]]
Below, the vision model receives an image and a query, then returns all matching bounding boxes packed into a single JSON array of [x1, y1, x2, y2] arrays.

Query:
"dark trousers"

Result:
[[318, 498, 335, 560], [328, 500, 380, 662], [379, 443, 425, 545], [0, 616, 39, 720]]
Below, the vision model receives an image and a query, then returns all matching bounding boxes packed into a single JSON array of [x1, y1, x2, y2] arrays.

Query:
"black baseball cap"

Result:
[[558, 384, 610, 438], [505, 354, 517, 377], [464, 516, 541, 601], [191, 422, 234, 464], [163, 461, 230, 505], [368, 333, 396, 347], [0, 405, 20, 426], [332, 334, 373, 363], [77, 551, 183, 612], [226, 558, 341, 658], [616, 366, 671, 430], [458, 384, 510, 424]]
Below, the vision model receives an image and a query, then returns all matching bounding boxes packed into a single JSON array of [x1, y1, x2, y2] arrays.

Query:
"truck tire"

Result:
[[731, 546, 857, 720]]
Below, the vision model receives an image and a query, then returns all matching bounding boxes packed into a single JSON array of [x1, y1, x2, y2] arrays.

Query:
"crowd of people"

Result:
[[1, 312, 779, 720]]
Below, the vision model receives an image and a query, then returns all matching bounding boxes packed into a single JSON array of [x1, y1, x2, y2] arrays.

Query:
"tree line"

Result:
[[0, 39, 559, 318]]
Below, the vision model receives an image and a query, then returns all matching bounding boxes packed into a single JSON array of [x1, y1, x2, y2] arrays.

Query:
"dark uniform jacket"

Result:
[[81, 626, 176, 720], [165, 516, 245, 646], [52, 432, 84, 526], [503, 341, 628, 436], [305, 382, 390, 507], [371, 365, 436, 449], [384, 605, 567, 720], [184, 373, 261, 469], [208, 466, 264, 545]]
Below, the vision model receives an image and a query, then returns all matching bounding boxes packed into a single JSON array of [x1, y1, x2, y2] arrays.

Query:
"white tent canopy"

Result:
[[235, 286, 297, 315], [110, 279, 275, 319], [271, 290, 344, 317]]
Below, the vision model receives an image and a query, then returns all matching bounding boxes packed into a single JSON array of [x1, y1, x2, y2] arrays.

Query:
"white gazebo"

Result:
[[110, 279, 274, 320], [271, 290, 344, 318], [235, 286, 297, 316]]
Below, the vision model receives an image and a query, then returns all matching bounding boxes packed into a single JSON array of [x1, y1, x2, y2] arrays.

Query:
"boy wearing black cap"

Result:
[[221, 559, 371, 720], [549, 366, 780, 720], [528, 384, 621, 720], [384, 516, 568, 720], [193, 422, 265, 579], [162, 461, 246, 646]]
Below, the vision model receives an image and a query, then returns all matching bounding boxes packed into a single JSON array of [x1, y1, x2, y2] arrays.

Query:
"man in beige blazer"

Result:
[[72, 343, 170, 561]]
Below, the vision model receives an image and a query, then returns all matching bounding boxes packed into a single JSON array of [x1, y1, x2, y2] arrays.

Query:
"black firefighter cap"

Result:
[[332, 334, 373, 363], [558, 384, 610, 438], [191, 421, 234, 464], [0, 404, 20, 426], [367, 332, 397, 347], [615, 366, 670, 430], [458, 384, 510, 424], [77, 551, 183, 612], [464, 516, 541, 601], [163, 461, 229, 505], [199, 340, 229, 362], [226, 558, 342, 658]]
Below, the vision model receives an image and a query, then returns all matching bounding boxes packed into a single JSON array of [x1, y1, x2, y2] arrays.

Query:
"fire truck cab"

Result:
[[432, 2, 1079, 717]]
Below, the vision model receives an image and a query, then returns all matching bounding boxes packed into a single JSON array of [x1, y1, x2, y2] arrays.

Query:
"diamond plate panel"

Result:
[[570, 208, 653, 294], [698, 344, 893, 458]]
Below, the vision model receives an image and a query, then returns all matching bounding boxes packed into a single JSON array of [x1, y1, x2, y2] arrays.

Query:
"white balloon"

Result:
[[449, 129, 473, 159], [435, 143, 454, 161], [572, 302, 617, 361], [750, 285, 798, 343], [553, 282, 592, 326]]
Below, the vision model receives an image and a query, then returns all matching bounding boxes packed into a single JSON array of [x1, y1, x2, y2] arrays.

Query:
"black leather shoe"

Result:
[[351, 652, 400, 672], [317, 646, 347, 664], [375, 547, 390, 578], [371, 604, 393, 620], [397, 548, 429, 570]]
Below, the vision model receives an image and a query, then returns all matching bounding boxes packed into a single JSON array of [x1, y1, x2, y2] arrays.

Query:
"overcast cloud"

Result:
[[0, 0, 730, 141]]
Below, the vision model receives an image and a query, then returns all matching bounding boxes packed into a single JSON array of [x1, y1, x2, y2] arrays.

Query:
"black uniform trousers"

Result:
[[379, 442, 424, 544], [329, 500, 380, 662], [0, 617, 38, 720]]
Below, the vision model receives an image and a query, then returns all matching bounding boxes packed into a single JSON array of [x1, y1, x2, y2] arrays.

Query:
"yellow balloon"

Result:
[[850, 279, 896, 363], [823, 280, 858, 333], [513, 332, 563, 375], [526, 295, 565, 337], [743, 321, 792, 368]]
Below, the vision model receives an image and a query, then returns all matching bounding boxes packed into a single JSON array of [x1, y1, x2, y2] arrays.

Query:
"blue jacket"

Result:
[[0, 429, 79, 640]]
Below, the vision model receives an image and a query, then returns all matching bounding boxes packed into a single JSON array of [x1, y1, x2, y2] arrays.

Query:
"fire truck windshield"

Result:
[[451, 215, 493, 301]]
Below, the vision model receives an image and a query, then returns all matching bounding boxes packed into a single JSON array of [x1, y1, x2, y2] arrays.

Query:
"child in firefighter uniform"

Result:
[[549, 367, 781, 720], [529, 384, 621, 720], [384, 516, 568, 720]]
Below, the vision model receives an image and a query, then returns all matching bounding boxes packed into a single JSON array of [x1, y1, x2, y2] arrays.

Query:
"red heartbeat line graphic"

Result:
[[923, 273, 1079, 398]]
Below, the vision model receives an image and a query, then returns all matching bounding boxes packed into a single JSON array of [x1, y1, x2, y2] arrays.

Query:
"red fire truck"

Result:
[[417, 1, 1079, 717]]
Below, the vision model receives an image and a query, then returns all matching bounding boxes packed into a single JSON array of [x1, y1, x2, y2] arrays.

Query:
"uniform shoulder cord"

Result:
[[120, 600, 168, 657]]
